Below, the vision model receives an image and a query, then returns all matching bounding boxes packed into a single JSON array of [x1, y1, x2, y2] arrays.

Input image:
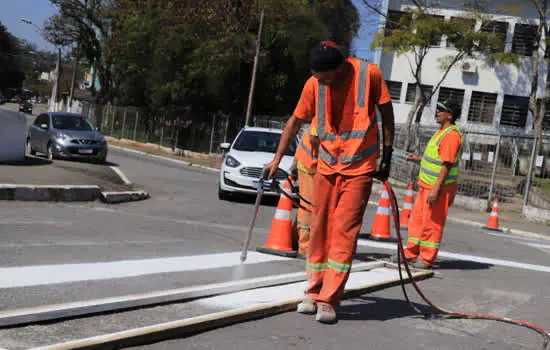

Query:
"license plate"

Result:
[[78, 149, 93, 154]]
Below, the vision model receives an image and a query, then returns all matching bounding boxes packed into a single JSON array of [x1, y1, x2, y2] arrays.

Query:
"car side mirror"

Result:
[[40, 124, 49, 130], [220, 142, 230, 150]]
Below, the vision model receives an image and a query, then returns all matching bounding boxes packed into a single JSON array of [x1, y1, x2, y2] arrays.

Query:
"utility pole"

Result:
[[49, 48, 61, 113], [244, 8, 265, 127]]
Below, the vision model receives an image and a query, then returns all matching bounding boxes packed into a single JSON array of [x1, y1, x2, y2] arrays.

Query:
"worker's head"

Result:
[[309, 41, 347, 87], [436, 100, 461, 125]]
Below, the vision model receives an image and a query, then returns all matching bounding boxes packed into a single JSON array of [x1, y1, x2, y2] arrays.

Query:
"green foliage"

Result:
[[0, 22, 25, 89]]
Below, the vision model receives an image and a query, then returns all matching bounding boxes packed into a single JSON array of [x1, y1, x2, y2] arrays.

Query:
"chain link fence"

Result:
[[391, 125, 550, 212], [80, 102, 549, 212], [81, 103, 234, 155]]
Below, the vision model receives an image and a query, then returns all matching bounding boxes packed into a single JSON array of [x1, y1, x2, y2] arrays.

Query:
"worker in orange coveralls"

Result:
[[264, 41, 395, 323], [400, 100, 463, 270], [292, 123, 319, 258]]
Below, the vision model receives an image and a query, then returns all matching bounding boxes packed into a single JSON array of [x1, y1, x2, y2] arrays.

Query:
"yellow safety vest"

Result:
[[418, 125, 463, 186]]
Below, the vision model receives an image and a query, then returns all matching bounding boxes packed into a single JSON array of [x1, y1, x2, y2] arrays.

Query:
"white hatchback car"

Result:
[[218, 127, 297, 199]]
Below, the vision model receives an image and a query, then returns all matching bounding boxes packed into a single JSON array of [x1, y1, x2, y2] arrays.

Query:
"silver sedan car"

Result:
[[27, 112, 108, 163]]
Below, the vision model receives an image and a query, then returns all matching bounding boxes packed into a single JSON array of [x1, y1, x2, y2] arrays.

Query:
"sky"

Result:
[[0, 0, 58, 51], [0, 0, 378, 58]]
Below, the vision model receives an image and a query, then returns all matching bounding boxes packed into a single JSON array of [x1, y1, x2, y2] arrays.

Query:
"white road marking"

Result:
[[357, 240, 550, 273], [109, 166, 132, 185], [525, 242, 550, 250], [0, 252, 292, 289], [198, 267, 411, 309]]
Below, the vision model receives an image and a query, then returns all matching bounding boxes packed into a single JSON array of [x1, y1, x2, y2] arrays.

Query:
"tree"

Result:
[[363, 0, 518, 153], [523, 0, 550, 205], [45, 0, 115, 102], [0, 22, 25, 90]]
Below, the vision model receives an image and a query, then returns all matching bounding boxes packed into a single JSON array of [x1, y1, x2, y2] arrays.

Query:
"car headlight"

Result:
[[225, 155, 241, 168], [55, 133, 68, 142]]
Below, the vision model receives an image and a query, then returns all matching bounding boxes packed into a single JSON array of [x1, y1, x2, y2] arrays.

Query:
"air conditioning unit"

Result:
[[461, 61, 477, 73]]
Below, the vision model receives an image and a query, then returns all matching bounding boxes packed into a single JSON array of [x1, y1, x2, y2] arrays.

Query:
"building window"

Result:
[[512, 24, 538, 56], [446, 17, 476, 48], [385, 81, 402, 102], [501, 95, 529, 128], [406, 84, 433, 104], [385, 10, 407, 37], [438, 87, 465, 108], [479, 21, 508, 52], [468, 91, 497, 124]]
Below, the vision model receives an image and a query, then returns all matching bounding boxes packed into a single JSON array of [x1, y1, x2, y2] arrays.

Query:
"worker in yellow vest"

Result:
[[293, 124, 319, 258], [401, 100, 463, 269]]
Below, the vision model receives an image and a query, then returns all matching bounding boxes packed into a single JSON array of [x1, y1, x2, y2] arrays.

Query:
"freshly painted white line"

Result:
[[0, 262, 381, 327], [357, 239, 550, 273], [109, 166, 132, 185], [29, 267, 430, 350], [0, 252, 292, 289], [199, 267, 404, 309]]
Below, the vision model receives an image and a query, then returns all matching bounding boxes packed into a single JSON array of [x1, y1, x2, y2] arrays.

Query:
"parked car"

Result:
[[19, 101, 32, 114], [218, 127, 297, 200], [26, 112, 108, 163]]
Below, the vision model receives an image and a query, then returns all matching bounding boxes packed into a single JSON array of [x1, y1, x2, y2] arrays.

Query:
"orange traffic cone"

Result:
[[360, 183, 398, 242], [483, 198, 502, 232], [257, 179, 298, 258], [400, 182, 414, 228]]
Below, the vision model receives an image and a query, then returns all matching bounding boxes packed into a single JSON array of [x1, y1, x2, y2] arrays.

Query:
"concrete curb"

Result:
[[30, 268, 432, 350], [0, 185, 149, 204], [100, 190, 150, 204], [0, 184, 100, 202], [108, 144, 220, 173]]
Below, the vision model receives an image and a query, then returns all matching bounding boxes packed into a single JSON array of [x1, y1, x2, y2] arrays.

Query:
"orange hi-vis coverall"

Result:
[[294, 125, 318, 255], [294, 57, 391, 307], [404, 126, 463, 266]]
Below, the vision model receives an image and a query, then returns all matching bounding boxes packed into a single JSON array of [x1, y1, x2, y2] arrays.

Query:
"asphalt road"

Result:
[[0, 146, 549, 349]]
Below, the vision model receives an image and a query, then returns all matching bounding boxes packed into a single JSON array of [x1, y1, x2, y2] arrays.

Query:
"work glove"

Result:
[[374, 146, 393, 181]]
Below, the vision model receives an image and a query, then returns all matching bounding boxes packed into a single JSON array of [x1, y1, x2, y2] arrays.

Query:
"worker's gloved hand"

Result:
[[375, 146, 393, 181]]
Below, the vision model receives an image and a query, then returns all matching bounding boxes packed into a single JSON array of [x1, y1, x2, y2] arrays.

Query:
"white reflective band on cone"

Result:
[[493, 203, 499, 208], [376, 206, 391, 215], [381, 191, 389, 199], [406, 190, 413, 196], [274, 210, 292, 221], [403, 203, 413, 210], [490, 212, 499, 217]]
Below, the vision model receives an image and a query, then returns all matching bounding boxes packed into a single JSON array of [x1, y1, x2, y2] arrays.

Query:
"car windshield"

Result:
[[233, 130, 296, 156], [52, 115, 94, 131]]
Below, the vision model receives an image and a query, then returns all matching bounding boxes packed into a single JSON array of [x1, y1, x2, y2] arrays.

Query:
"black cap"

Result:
[[437, 100, 462, 121], [309, 41, 345, 72]]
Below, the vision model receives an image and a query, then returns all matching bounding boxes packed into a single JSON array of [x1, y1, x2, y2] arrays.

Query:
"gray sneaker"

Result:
[[414, 260, 433, 270], [315, 304, 337, 324], [297, 297, 317, 314]]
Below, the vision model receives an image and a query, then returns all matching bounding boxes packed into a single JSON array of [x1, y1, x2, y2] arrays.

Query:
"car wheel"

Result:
[[45, 143, 53, 160], [26, 139, 36, 156], [218, 184, 231, 201]]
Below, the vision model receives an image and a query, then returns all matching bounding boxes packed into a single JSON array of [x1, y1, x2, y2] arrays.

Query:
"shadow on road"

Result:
[[0, 156, 52, 166], [354, 252, 392, 261], [434, 259, 492, 271], [338, 295, 436, 322]]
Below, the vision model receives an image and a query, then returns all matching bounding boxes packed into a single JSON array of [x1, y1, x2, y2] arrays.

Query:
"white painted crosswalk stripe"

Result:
[[357, 240, 550, 273], [0, 252, 292, 289]]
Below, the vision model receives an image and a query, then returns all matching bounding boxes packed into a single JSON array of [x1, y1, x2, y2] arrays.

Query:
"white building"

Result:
[[373, 0, 550, 135]]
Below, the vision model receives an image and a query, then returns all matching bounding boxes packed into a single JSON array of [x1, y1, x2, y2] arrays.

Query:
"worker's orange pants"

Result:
[[305, 173, 372, 308], [404, 185, 456, 265], [297, 169, 315, 254]]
